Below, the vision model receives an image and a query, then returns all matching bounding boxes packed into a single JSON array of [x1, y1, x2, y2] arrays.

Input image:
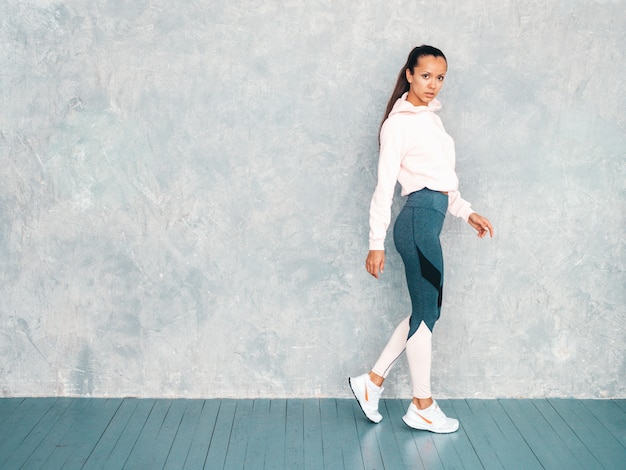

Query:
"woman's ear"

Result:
[[405, 68, 412, 84]]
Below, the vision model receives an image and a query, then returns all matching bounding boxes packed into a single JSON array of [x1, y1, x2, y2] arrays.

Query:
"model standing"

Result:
[[349, 45, 493, 433]]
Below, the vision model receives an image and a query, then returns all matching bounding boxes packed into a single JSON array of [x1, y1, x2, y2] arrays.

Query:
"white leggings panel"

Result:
[[371, 317, 432, 398]]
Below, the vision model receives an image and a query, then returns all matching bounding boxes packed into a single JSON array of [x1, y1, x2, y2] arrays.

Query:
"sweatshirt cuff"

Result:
[[369, 240, 385, 251], [459, 207, 475, 222]]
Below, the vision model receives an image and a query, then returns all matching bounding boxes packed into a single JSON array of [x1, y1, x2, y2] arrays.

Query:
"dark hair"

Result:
[[380, 45, 447, 132]]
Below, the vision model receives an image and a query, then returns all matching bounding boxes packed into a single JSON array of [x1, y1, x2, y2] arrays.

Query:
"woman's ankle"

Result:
[[368, 371, 384, 387], [412, 397, 434, 410]]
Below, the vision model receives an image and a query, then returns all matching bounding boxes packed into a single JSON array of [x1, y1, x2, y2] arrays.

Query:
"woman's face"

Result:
[[405, 55, 447, 107]]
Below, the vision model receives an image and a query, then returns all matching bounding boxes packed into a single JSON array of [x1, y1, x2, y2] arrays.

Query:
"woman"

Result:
[[349, 45, 493, 433]]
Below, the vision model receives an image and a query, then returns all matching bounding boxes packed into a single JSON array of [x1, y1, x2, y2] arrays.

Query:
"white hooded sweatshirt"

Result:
[[369, 92, 474, 250]]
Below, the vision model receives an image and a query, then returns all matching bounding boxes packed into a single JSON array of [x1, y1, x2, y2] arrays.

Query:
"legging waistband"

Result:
[[404, 188, 448, 215]]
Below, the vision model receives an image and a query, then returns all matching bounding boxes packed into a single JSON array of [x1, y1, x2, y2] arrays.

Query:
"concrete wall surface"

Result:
[[1, 0, 624, 398]]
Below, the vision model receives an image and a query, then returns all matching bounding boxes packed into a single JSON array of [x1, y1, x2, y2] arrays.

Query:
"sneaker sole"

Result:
[[348, 378, 382, 424], [402, 415, 459, 434]]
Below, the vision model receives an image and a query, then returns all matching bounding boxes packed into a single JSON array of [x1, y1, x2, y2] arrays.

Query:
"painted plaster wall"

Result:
[[1, 0, 624, 398]]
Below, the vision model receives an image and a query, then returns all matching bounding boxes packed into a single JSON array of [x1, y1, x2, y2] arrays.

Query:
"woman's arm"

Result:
[[368, 120, 404, 251]]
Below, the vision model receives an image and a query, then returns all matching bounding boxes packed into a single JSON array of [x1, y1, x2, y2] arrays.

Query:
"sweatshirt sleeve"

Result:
[[368, 121, 403, 251], [447, 189, 474, 221]]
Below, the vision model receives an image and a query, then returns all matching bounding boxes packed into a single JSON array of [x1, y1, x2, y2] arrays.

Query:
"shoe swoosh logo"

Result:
[[364, 385, 369, 402], [416, 412, 433, 424]]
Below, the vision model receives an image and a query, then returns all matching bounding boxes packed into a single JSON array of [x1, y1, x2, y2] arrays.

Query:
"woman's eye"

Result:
[[422, 74, 429, 79], [438, 76, 445, 81]]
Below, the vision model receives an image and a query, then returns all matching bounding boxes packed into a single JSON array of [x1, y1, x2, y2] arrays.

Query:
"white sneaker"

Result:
[[402, 401, 459, 433], [348, 374, 383, 423]]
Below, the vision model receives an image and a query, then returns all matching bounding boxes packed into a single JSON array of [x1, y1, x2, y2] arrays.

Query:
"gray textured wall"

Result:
[[1, 0, 624, 399]]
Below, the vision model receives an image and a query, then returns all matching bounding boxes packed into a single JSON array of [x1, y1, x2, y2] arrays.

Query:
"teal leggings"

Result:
[[393, 188, 448, 337]]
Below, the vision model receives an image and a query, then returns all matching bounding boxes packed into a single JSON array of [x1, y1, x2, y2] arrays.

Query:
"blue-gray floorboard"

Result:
[[0, 398, 624, 469]]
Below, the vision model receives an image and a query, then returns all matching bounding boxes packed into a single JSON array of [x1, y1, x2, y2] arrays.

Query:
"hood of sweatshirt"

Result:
[[388, 92, 442, 118]]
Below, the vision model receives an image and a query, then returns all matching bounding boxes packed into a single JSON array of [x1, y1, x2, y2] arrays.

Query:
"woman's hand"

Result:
[[468, 213, 494, 238], [366, 250, 385, 279]]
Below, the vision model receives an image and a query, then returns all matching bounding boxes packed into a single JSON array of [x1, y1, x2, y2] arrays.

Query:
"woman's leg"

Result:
[[392, 191, 459, 433], [405, 320, 432, 400], [393, 203, 444, 401], [370, 316, 432, 399], [371, 316, 410, 380], [349, 315, 409, 423], [351, 190, 455, 429], [393, 203, 445, 336]]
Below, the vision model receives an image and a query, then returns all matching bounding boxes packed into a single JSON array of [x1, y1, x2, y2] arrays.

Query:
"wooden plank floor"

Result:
[[0, 398, 624, 469]]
